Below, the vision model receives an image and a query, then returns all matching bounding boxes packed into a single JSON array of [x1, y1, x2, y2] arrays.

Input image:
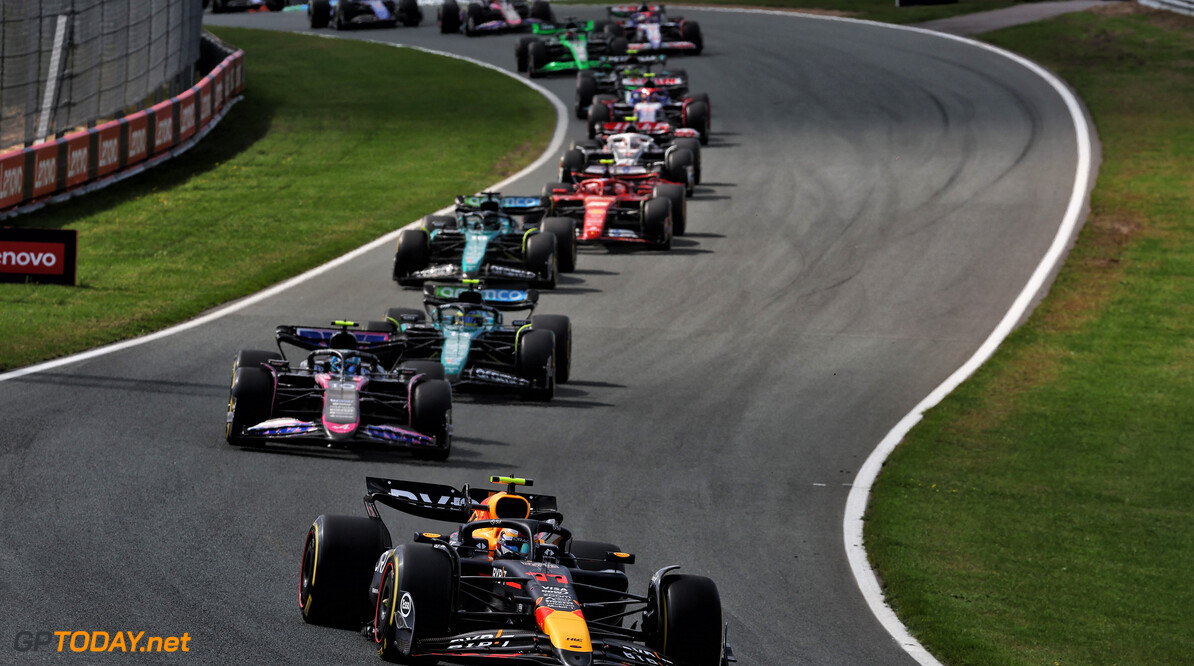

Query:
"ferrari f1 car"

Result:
[[382, 280, 571, 400], [604, 4, 703, 55], [440, 0, 553, 35], [542, 174, 681, 248], [515, 19, 629, 77], [225, 321, 453, 459], [309, 0, 423, 29], [393, 192, 577, 288], [299, 475, 734, 665], [558, 132, 697, 199]]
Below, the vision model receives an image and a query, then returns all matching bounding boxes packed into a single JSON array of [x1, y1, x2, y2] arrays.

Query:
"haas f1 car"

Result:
[[309, 0, 423, 29], [559, 132, 697, 198], [383, 280, 572, 401], [225, 321, 453, 460], [299, 475, 734, 666], [440, 0, 553, 35], [393, 193, 578, 288]]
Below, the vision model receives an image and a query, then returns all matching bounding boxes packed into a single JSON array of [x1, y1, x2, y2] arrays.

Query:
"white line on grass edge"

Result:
[[684, 7, 1095, 663], [0, 39, 568, 384]]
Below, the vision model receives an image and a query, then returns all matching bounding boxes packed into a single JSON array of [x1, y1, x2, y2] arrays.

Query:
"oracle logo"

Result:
[[0, 241, 64, 275]]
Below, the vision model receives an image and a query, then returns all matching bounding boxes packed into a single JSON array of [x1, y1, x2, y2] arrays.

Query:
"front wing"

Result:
[[411, 630, 690, 666]]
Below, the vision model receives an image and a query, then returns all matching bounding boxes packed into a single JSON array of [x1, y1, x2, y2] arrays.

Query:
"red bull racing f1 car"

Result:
[[299, 475, 734, 665]]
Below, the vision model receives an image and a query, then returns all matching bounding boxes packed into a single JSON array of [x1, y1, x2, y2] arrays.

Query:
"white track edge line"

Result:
[[0, 36, 567, 384]]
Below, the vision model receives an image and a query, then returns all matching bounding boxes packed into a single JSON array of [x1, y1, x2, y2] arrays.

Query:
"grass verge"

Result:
[[0, 27, 553, 371], [865, 5, 1194, 664]]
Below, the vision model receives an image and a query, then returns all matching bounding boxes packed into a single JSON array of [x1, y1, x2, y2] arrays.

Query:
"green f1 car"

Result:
[[515, 19, 629, 77]]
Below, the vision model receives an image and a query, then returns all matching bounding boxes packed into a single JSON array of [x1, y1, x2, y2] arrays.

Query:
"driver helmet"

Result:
[[495, 529, 532, 560], [632, 87, 667, 105], [609, 133, 648, 164], [452, 308, 486, 328], [469, 213, 502, 231]]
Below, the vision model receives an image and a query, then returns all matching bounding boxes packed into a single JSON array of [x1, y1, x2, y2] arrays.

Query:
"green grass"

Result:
[[865, 5, 1194, 664], [563, 0, 1022, 24], [0, 27, 553, 371]]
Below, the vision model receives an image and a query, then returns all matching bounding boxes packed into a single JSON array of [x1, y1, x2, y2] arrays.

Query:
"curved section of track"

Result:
[[0, 8, 1088, 664]]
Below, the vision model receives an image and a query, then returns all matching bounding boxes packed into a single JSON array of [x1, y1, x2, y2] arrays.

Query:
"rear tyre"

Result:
[[681, 20, 703, 55], [664, 148, 695, 197], [604, 22, 626, 39], [232, 349, 283, 381], [518, 329, 555, 401], [531, 314, 572, 383], [375, 544, 452, 660], [265, 0, 285, 11], [410, 379, 452, 460], [398, 360, 446, 381], [226, 366, 273, 446], [524, 232, 557, 289], [558, 148, 587, 183], [673, 137, 701, 184], [309, 0, 331, 28], [439, 0, 461, 33], [652, 574, 723, 666], [586, 98, 613, 139], [653, 182, 686, 236], [540, 217, 577, 274], [393, 228, 430, 287], [610, 36, 629, 55], [641, 196, 672, 250], [398, 0, 421, 26], [530, 0, 552, 21], [684, 100, 710, 146], [300, 515, 391, 628], [575, 71, 598, 119]]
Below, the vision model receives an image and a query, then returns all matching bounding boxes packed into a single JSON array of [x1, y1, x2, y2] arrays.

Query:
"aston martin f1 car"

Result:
[[393, 192, 577, 288], [440, 0, 553, 35], [605, 4, 703, 55], [309, 0, 422, 29], [558, 132, 696, 199], [300, 475, 735, 666], [515, 19, 628, 77], [382, 280, 571, 400], [225, 321, 453, 459], [542, 175, 680, 248]]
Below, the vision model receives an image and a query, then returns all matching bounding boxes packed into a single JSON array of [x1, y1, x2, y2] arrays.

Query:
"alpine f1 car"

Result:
[[605, 4, 703, 55], [542, 175, 680, 248], [440, 0, 553, 35], [382, 280, 571, 400], [309, 0, 423, 29], [393, 192, 577, 288], [299, 475, 734, 665], [225, 321, 453, 460], [558, 133, 696, 200], [587, 86, 709, 146], [515, 19, 629, 78]]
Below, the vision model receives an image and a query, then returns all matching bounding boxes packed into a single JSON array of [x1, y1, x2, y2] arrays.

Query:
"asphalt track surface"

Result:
[[0, 6, 1088, 664]]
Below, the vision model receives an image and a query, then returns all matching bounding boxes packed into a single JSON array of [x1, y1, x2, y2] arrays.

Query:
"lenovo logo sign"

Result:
[[0, 242, 62, 273], [0, 230, 77, 285]]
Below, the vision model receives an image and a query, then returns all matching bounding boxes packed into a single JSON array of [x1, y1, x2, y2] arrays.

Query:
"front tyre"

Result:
[[300, 515, 391, 628], [393, 228, 430, 287], [518, 329, 555, 401], [524, 232, 557, 289], [652, 574, 723, 666], [540, 217, 577, 273], [375, 544, 452, 661], [531, 313, 572, 384], [410, 379, 452, 461], [226, 366, 273, 446]]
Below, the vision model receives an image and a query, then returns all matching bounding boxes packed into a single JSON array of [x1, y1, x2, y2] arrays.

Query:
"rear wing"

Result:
[[531, 18, 598, 35], [597, 53, 667, 68], [467, 487, 559, 517], [274, 323, 406, 360], [422, 282, 540, 311], [609, 4, 665, 16], [365, 477, 473, 523]]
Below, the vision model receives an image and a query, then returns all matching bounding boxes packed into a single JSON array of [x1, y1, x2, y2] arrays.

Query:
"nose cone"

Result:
[[555, 647, 593, 666]]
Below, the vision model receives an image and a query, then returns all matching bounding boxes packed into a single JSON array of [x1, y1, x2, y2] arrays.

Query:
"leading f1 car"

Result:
[[299, 475, 735, 665]]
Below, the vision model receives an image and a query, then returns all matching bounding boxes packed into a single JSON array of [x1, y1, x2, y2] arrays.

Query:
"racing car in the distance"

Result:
[[299, 475, 734, 665], [559, 132, 696, 198], [439, 0, 553, 35], [309, 0, 422, 29], [587, 86, 710, 146], [605, 3, 703, 55], [393, 193, 576, 288], [516, 19, 629, 77], [542, 174, 680, 248], [382, 280, 571, 400], [225, 321, 453, 459]]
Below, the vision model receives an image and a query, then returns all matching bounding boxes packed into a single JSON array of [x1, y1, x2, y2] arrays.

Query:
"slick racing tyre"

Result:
[[641, 196, 672, 251], [398, 0, 421, 26], [265, 0, 285, 11], [672, 137, 701, 184], [515, 36, 536, 72], [226, 366, 273, 446], [375, 544, 452, 662], [569, 540, 627, 625], [410, 379, 452, 461], [530, 0, 553, 22], [527, 39, 548, 78], [385, 306, 427, 329], [393, 228, 430, 287], [398, 360, 447, 382], [439, 0, 461, 33], [604, 21, 626, 39], [464, 2, 483, 36], [518, 329, 555, 401], [531, 313, 572, 383], [680, 20, 703, 54], [610, 36, 629, 56], [524, 232, 557, 289], [309, 0, 331, 28], [683, 100, 710, 146], [664, 148, 696, 198], [653, 182, 687, 236], [540, 217, 577, 274], [651, 574, 723, 666], [232, 349, 283, 386], [558, 148, 587, 183], [575, 71, 598, 120], [300, 515, 391, 628], [586, 95, 616, 138]]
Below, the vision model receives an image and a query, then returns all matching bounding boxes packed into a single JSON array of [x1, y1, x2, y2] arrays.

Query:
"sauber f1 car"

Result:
[[440, 0, 553, 35], [516, 19, 629, 77], [299, 475, 734, 666], [309, 0, 423, 29], [542, 174, 680, 248], [605, 4, 703, 55], [382, 280, 572, 400], [225, 321, 453, 459], [393, 193, 578, 288]]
